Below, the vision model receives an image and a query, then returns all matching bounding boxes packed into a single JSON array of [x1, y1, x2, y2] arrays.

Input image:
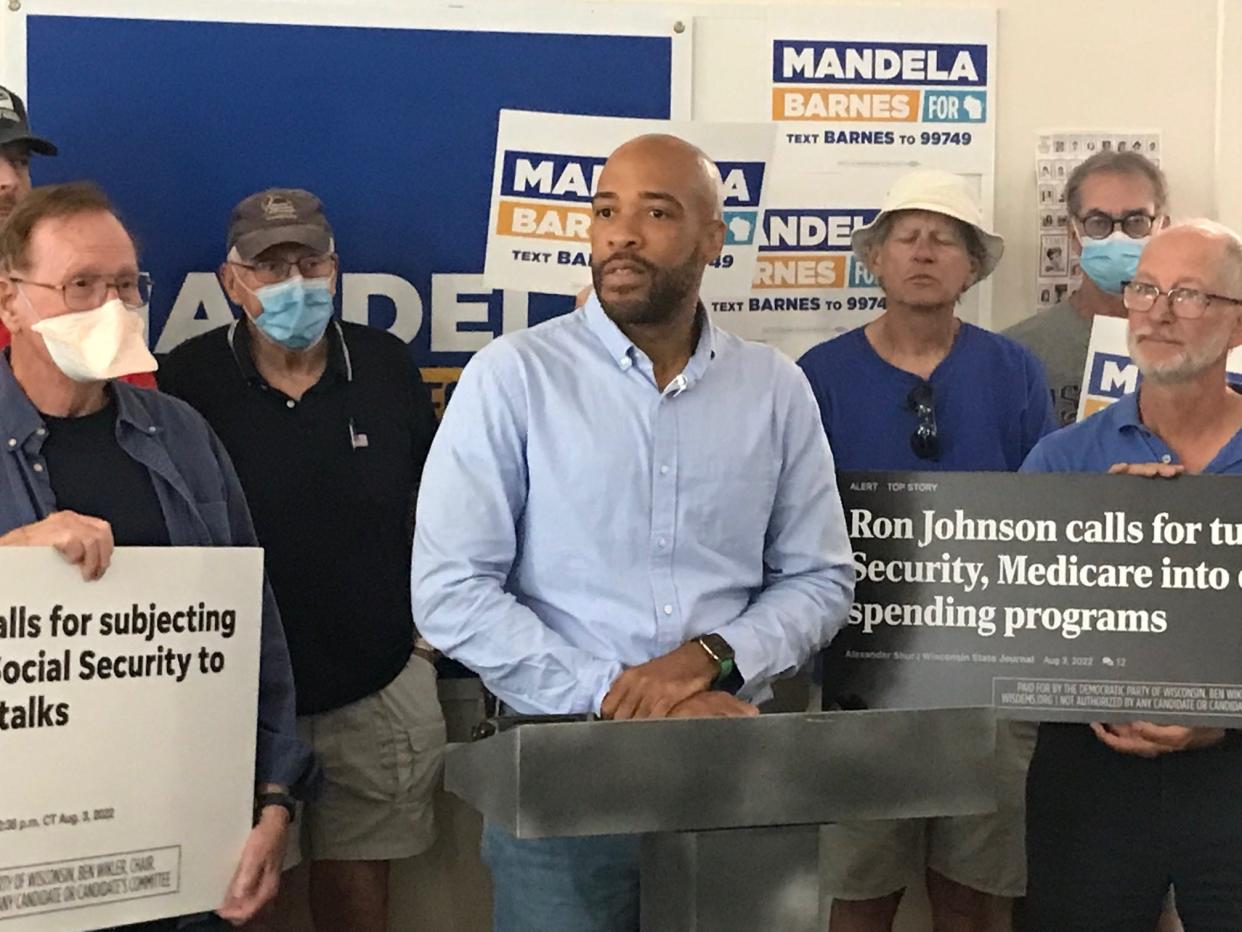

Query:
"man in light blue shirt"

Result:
[[412, 133, 854, 931]]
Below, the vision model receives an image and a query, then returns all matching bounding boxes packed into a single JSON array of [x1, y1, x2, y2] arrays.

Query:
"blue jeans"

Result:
[[482, 821, 640, 932]]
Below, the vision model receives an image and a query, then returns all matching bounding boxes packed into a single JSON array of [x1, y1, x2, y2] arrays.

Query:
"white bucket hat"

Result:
[[850, 169, 1005, 281]]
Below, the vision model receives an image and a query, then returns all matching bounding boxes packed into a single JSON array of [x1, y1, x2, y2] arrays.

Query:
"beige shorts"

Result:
[[821, 719, 1037, 900], [286, 652, 446, 864]]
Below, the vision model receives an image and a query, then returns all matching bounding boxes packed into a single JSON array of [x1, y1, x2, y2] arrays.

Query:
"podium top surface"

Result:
[[446, 707, 998, 838]]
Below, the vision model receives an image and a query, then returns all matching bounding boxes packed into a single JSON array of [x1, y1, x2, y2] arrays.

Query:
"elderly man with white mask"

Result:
[[0, 181, 313, 932]]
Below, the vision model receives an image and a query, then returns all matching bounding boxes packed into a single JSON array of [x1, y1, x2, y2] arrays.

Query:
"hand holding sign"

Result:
[[1108, 462, 1185, 479], [0, 510, 114, 580], [1091, 721, 1226, 757]]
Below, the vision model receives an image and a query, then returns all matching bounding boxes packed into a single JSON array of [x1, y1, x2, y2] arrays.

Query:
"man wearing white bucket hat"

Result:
[[798, 169, 1054, 931]]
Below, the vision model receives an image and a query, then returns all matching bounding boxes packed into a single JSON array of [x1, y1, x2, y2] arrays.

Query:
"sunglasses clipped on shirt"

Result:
[[906, 380, 940, 461]]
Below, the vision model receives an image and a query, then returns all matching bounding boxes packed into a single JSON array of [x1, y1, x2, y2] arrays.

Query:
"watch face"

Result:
[[701, 633, 735, 662]]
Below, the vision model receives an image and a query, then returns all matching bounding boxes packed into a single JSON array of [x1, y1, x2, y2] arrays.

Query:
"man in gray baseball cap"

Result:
[[226, 188, 333, 263], [0, 84, 57, 225], [158, 187, 445, 932]]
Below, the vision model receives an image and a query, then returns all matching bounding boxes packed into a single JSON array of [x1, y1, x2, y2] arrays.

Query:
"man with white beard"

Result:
[[1020, 220, 1242, 929]]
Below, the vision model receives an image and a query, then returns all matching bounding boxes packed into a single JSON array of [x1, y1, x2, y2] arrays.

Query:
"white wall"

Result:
[[1219, 0, 1242, 232], [669, 0, 1230, 330]]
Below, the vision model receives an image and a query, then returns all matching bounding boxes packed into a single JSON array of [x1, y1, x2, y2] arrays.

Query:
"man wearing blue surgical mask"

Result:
[[158, 188, 445, 932], [1007, 151, 1169, 426]]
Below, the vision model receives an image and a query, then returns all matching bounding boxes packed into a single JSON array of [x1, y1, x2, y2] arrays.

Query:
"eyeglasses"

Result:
[[230, 254, 336, 285], [1076, 211, 1157, 240], [906, 381, 939, 461], [1122, 281, 1242, 320], [10, 272, 153, 311]]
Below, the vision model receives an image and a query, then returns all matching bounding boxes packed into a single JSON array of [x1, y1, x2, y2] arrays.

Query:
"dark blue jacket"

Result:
[[0, 354, 314, 792]]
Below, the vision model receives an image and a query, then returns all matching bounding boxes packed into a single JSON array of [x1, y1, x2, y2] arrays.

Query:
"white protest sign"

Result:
[[483, 109, 776, 298], [767, 7, 997, 173], [0, 548, 263, 931], [1077, 315, 1242, 421]]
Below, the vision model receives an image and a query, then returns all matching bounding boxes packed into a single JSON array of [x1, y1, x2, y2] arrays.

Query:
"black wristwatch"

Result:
[[253, 791, 297, 826], [694, 633, 744, 695]]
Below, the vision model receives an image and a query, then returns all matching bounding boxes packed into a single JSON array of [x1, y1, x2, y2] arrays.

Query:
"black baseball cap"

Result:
[[227, 188, 333, 261], [0, 85, 58, 156]]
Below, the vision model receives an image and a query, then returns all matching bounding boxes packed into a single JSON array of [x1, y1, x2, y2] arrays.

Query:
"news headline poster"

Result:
[[1077, 315, 1242, 420], [24, 13, 677, 413], [825, 472, 1242, 727], [767, 7, 996, 172], [0, 548, 262, 931], [484, 109, 774, 298]]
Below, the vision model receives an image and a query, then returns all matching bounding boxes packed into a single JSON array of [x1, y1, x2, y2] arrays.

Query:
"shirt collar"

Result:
[[0, 350, 159, 444], [227, 317, 352, 385], [1111, 391, 1144, 431], [1118, 385, 1242, 472], [583, 293, 718, 385], [0, 351, 44, 447]]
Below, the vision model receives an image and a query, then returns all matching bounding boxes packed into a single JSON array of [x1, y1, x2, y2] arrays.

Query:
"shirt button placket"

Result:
[[650, 398, 678, 644]]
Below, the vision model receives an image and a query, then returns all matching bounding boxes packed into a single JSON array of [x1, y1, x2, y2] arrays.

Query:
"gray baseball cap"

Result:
[[227, 188, 334, 261], [0, 85, 58, 155]]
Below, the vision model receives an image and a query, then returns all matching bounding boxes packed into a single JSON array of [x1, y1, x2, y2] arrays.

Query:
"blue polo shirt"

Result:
[[797, 323, 1054, 471], [1021, 391, 1242, 475]]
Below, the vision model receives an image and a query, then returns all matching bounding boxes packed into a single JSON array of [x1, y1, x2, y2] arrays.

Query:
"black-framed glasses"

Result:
[[230, 253, 337, 285], [1076, 211, 1157, 240], [10, 272, 153, 311], [1122, 280, 1242, 320], [906, 381, 939, 461]]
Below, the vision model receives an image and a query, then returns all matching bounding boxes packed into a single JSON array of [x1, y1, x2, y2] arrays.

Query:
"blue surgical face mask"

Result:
[[248, 276, 335, 350], [1079, 232, 1148, 295]]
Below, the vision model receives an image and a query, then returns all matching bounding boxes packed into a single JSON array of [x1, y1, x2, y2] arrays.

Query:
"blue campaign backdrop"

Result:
[[25, 16, 672, 375]]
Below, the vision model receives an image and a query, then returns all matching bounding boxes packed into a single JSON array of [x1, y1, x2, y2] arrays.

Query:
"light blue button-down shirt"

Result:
[[411, 296, 855, 714]]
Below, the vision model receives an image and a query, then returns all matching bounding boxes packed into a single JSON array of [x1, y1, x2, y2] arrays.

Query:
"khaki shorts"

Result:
[[821, 719, 1037, 900], [286, 653, 446, 864]]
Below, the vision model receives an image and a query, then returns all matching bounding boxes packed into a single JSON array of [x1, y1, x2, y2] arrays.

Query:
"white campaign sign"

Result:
[[1077, 315, 1242, 421], [484, 109, 776, 298], [0, 548, 263, 931], [708, 170, 986, 360], [767, 6, 997, 173]]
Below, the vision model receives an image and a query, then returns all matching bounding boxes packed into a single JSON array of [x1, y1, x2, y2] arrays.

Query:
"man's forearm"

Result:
[[713, 567, 853, 695]]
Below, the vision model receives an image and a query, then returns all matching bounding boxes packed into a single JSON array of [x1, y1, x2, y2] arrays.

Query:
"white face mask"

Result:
[[29, 297, 158, 383]]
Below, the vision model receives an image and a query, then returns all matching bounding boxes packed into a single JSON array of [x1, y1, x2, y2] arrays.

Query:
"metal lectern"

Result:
[[447, 707, 997, 931]]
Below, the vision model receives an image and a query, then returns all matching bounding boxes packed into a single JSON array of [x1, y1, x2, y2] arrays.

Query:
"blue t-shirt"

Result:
[[1021, 391, 1242, 475], [797, 323, 1055, 471]]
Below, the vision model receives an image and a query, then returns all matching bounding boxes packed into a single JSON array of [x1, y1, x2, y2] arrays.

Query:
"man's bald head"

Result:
[[589, 133, 727, 329], [602, 134, 725, 222], [1127, 219, 1242, 385], [1139, 221, 1242, 297]]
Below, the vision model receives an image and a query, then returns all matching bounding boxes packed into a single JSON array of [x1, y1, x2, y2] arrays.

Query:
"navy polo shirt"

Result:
[[159, 319, 438, 714]]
